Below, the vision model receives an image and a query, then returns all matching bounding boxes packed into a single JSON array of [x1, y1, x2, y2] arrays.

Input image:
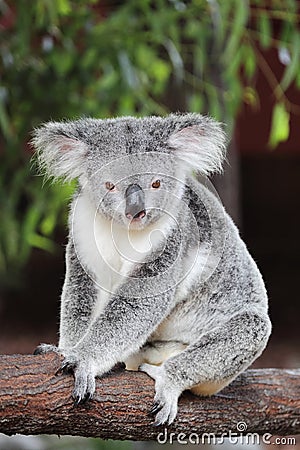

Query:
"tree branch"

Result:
[[0, 353, 299, 440]]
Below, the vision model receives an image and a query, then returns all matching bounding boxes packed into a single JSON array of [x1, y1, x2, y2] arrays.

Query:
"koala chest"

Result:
[[72, 194, 166, 298], [93, 219, 152, 288]]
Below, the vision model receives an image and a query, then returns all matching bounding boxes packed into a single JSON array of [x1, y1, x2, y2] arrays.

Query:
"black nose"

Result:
[[125, 184, 146, 220], [126, 210, 146, 220]]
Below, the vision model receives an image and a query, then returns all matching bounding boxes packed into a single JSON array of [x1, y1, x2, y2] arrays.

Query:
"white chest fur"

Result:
[[72, 192, 171, 301]]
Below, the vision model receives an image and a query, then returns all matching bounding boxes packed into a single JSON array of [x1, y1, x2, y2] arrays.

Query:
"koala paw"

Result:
[[72, 364, 96, 405], [139, 363, 181, 426], [59, 355, 96, 405], [33, 343, 60, 355], [34, 345, 96, 404]]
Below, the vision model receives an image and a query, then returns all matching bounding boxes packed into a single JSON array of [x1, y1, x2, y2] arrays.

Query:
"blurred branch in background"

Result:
[[1, 0, 300, 285]]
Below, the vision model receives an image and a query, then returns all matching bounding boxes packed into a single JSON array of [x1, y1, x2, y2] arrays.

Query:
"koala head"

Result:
[[32, 114, 226, 229]]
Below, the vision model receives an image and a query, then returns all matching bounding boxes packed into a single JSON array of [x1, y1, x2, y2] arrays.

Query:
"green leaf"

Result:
[[56, 0, 72, 16], [258, 12, 272, 49], [19, 204, 43, 261], [40, 213, 57, 236], [49, 51, 74, 76], [223, 0, 249, 62], [188, 94, 204, 113], [226, 45, 243, 78], [28, 234, 57, 253], [268, 103, 290, 149], [243, 86, 260, 110], [243, 45, 256, 80], [206, 85, 222, 121]]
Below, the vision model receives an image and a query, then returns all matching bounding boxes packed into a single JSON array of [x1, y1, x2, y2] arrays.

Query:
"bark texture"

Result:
[[0, 353, 299, 440]]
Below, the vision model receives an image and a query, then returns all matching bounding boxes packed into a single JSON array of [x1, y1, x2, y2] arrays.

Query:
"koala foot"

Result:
[[33, 343, 60, 355], [34, 345, 96, 404], [139, 363, 181, 426], [59, 355, 96, 405]]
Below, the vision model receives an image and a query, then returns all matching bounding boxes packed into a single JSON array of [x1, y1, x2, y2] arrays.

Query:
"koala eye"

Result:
[[105, 181, 116, 191], [151, 179, 161, 189]]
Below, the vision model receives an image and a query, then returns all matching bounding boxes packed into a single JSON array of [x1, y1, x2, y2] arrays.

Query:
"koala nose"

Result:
[[125, 184, 146, 220]]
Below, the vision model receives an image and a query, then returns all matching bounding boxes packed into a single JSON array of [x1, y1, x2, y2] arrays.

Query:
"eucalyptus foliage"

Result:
[[1, 0, 299, 283]]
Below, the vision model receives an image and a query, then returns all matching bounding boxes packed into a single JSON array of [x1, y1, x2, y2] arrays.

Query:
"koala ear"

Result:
[[31, 121, 88, 182], [167, 118, 226, 176]]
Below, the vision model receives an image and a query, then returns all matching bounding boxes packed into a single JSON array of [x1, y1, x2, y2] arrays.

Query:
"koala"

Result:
[[32, 113, 271, 426]]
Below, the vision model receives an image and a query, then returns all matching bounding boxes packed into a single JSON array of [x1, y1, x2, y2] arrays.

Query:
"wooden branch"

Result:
[[0, 353, 299, 440]]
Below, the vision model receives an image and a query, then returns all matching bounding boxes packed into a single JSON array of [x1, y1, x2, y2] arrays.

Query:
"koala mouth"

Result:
[[127, 210, 146, 221]]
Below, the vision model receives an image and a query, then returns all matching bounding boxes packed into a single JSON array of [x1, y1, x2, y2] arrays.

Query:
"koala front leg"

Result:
[[35, 240, 97, 352], [58, 241, 99, 350], [36, 240, 177, 404], [69, 287, 176, 399], [34, 241, 99, 401], [141, 311, 271, 425]]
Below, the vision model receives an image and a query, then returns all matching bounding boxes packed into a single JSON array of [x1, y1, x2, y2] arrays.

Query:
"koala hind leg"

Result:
[[139, 363, 182, 426], [141, 311, 271, 426]]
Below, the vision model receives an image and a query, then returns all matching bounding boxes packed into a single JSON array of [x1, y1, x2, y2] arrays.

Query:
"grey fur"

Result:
[[32, 113, 271, 425]]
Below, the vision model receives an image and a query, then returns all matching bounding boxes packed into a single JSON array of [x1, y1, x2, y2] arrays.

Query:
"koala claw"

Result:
[[73, 390, 93, 406], [56, 359, 76, 374], [54, 354, 96, 405], [149, 402, 163, 415], [72, 364, 96, 406], [152, 400, 178, 426], [140, 363, 180, 426]]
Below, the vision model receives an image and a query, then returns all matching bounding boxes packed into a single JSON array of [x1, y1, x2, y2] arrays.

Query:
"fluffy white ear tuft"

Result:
[[31, 122, 88, 182], [168, 121, 226, 176]]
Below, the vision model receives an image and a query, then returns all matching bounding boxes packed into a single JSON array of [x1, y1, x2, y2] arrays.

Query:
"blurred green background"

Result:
[[1, 1, 300, 448], [1, 0, 299, 286]]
